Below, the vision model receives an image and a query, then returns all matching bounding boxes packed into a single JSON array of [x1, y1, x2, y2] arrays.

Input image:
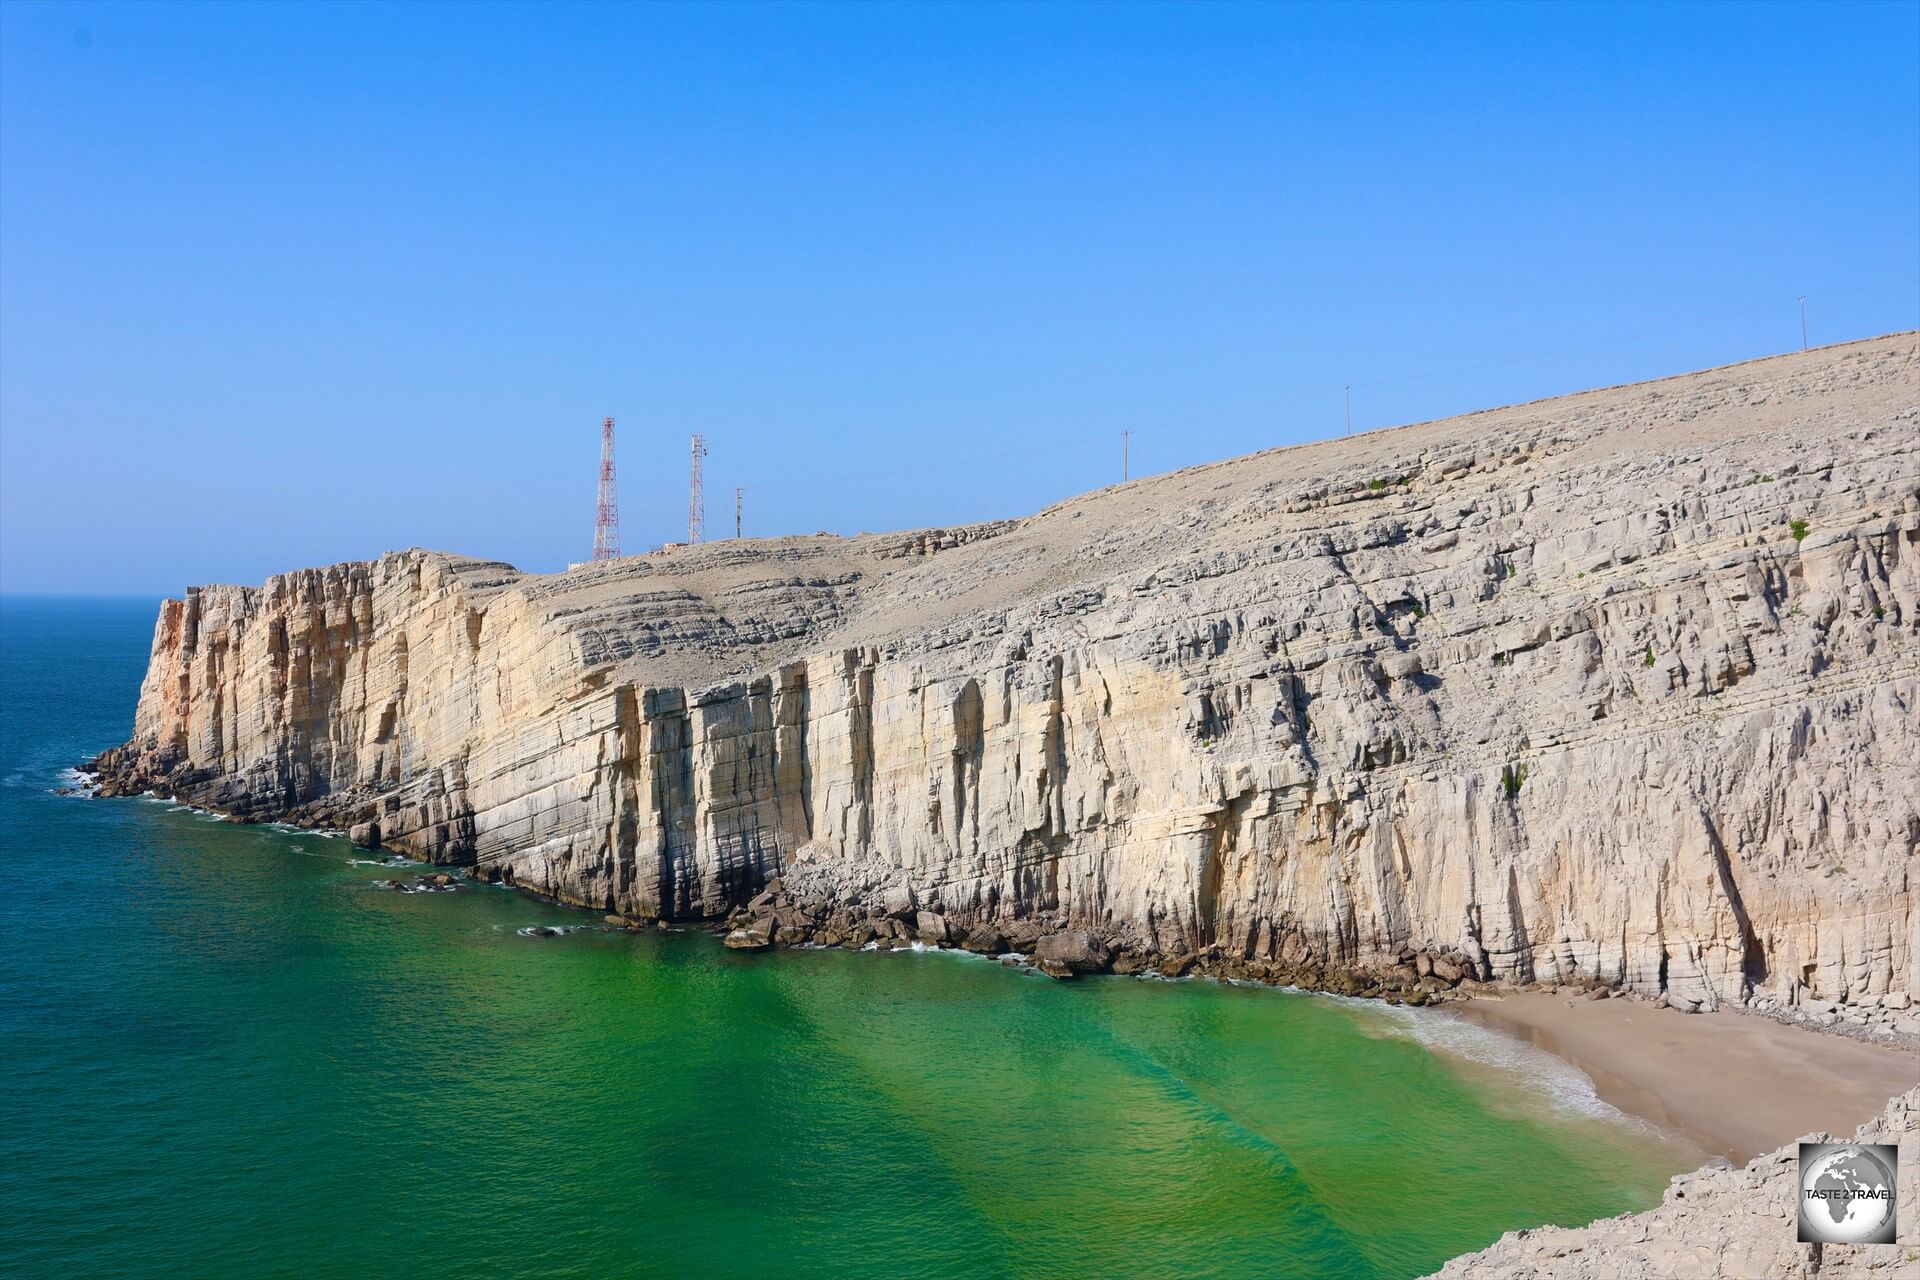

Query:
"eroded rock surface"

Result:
[[96, 335, 1920, 1017], [1429, 1086, 1920, 1278]]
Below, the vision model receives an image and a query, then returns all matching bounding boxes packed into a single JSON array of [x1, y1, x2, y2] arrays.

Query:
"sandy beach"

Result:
[[1450, 992, 1920, 1164]]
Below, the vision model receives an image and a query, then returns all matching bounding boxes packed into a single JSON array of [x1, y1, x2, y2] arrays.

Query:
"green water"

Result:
[[0, 597, 1681, 1278]]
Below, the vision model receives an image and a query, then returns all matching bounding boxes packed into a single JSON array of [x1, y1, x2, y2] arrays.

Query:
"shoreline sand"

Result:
[[1446, 991, 1920, 1164]]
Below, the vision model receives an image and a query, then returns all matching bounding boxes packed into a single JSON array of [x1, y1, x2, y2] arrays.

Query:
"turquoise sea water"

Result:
[[0, 596, 1684, 1279]]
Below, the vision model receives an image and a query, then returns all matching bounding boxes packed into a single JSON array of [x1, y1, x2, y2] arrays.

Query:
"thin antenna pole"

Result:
[[735, 486, 743, 539], [688, 433, 709, 544], [1798, 296, 1808, 351], [1122, 430, 1130, 482], [592, 416, 621, 561], [1345, 385, 1352, 436]]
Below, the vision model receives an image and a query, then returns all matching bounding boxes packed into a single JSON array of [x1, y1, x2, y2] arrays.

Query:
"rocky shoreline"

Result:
[[86, 766, 1920, 1056], [91, 763, 1920, 1082], [699, 865, 1491, 996], [639, 868, 1920, 1059]]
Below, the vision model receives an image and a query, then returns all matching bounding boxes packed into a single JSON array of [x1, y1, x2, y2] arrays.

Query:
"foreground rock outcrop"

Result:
[[1430, 1085, 1920, 1278], [96, 335, 1920, 1018]]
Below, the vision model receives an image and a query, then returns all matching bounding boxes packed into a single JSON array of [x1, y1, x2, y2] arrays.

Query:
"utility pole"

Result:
[[688, 434, 709, 545], [1345, 385, 1352, 436], [592, 417, 621, 561], [735, 486, 743, 539], [1799, 296, 1808, 351], [1122, 430, 1130, 482]]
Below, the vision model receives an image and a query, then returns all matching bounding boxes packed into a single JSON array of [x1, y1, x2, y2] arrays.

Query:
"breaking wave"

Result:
[[1361, 1000, 1635, 1125]]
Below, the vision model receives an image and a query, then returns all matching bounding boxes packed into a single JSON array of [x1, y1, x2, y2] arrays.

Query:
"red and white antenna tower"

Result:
[[688, 433, 709, 544], [592, 416, 621, 561]]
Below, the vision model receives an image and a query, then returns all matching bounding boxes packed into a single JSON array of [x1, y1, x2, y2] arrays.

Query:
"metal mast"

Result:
[[734, 486, 743, 538], [592, 416, 621, 561], [688, 433, 709, 544]]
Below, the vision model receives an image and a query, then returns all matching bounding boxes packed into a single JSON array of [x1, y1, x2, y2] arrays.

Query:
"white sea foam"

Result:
[[1358, 999, 1637, 1125], [53, 767, 100, 796]]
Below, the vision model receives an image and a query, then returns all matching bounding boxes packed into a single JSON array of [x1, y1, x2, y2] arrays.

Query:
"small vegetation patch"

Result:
[[1501, 763, 1528, 799], [1789, 518, 1810, 542], [1643, 644, 1655, 669]]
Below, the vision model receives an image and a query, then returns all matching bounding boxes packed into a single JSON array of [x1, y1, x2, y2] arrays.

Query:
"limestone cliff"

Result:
[[97, 334, 1920, 1015]]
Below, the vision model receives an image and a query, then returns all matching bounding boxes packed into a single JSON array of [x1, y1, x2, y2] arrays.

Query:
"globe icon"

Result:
[[1800, 1145, 1896, 1244]]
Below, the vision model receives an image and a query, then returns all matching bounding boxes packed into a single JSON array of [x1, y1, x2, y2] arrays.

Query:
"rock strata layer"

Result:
[[96, 334, 1920, 1019]]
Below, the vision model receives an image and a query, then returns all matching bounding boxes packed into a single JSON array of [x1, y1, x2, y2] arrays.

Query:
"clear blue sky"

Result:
[[2, 0, 1916, 595]]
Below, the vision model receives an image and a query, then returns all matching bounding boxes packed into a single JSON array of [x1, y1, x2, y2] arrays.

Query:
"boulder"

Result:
[[1033, 931, 1113, 975], [1326, 971, 1369, 996], [959, 926, 1008, 954], [882, 883, 917, 919], [914, 911, 950, 945], [1003, 920, 1047, 950], [723, 918, 775, 950], [348, 821, 380, 849], [1111, 952, 1149, 976], [1159, 953, 1196, 978]]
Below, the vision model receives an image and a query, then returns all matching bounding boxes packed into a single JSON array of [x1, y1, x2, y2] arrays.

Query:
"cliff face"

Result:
[[99, 335, 1920, 1013]]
